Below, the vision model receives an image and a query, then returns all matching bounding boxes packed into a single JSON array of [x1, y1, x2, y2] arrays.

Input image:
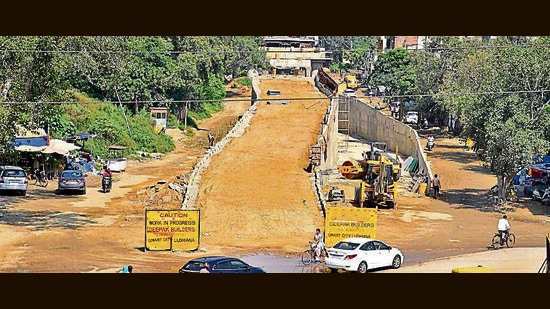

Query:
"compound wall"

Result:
[[346, 98, 433, 190]]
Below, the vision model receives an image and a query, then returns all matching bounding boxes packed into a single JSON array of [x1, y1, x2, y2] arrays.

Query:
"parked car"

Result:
[[404, 111, 419, 124], [343, 88, 357, 98], [57, 169, 87, 195], [178, 256, 266, 273], [0, 165, 28, 196], [325, 237, 404, 273]]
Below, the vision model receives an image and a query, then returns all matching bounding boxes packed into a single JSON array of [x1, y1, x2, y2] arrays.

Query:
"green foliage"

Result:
[[0, 36, 266, 162], [166, 114, 179, 128], [233, 77, 252, 88], [200, 74, 226, 102], [53, 92, 175, 157], [434, 36, 550, 198], [188, 101, 223, 121], [370, 48, 417, 101], [321, 36, 377, 71], [409, 36, 465, 123]]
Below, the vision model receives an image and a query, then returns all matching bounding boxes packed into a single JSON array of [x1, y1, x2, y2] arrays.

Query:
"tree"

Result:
[[409, 36, 465, 126], [370, 48, 417, 104], [321, 36, 377, 74], [443, 37, 550, 200], [0, 36, 74, 155]]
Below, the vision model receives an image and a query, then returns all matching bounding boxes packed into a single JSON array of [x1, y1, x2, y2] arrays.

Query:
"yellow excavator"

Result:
[[338, 151, 398, 208]]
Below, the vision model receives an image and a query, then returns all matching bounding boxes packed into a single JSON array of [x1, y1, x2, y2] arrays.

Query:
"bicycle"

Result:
[[28, 169, 48, 187], [491, 231, 516, 249], [301, 241, 327, 265], [487, 185, 519, 205]]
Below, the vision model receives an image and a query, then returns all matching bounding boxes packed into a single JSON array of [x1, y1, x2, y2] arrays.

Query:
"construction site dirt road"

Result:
[[0, 75, 548, 273]]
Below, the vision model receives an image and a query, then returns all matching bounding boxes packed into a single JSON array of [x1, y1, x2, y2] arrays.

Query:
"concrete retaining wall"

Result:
[[346, 98, 433, 190]]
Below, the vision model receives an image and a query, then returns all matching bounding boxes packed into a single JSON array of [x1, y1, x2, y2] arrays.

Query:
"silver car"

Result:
[[0, 165, 28, 196]]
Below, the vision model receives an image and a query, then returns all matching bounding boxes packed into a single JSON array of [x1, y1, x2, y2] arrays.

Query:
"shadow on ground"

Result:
[[428, 147, 480, 165], [0, 209, 96, 230], [441, 187, 550, 217]]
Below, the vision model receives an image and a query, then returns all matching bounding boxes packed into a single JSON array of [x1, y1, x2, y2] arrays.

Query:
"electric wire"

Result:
[[2, 88, 550, 105], [0, 40, 549, 55]]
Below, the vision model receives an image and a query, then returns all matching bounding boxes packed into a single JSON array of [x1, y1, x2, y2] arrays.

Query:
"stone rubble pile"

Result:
[[181, 102, 258, 209]]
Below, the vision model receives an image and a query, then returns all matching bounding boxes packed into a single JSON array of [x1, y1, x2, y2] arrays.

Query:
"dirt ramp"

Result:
[[197, 77, 330, 253]]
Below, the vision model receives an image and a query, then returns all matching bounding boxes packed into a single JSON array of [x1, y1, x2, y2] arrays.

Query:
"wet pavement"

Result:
[[238, 253, 327, 273], [236, 246, 548, 273]]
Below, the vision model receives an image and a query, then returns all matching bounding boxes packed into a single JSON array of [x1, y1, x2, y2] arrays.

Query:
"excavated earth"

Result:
[[0, 76, 548, 273]]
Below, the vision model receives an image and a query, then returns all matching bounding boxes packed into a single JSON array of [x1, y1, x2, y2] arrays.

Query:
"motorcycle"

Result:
[[532, 187, 550, 205], [426, 138, 435, 151], [102, 175, 112, 193]]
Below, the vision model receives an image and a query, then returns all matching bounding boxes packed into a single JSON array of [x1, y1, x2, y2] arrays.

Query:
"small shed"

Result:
[[106, 145, 128, 172], [150, 107, 168, 133]]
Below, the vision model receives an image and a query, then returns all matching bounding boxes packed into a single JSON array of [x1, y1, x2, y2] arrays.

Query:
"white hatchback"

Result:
[[325, 237, 404, 273]]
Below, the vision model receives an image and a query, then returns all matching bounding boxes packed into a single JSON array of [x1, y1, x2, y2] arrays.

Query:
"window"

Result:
[[61, 171, 81, 178], [229, 260, 248, 269], [372, 241, 389, 250], [334, 241, 360, 250], [215, 261, 232, 270], [2, 170, 26, 177], [183, 262, 202, 271], [360, 242, 376, 251]]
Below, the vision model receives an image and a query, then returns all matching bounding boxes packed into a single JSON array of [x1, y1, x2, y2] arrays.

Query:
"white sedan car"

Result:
[[325, 237, 404, 273], [342, 88, 357, 97]]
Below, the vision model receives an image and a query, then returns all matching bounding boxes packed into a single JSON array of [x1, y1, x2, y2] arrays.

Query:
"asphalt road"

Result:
[[389, 246, 548, 273], [238, 247, 548, 273]]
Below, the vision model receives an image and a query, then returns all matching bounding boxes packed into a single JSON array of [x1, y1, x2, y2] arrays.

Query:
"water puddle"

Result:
[[238, 253, 326, 273]]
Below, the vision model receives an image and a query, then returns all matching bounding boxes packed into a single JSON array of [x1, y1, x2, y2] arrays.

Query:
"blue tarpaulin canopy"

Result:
[[12, 125, 49, 152]]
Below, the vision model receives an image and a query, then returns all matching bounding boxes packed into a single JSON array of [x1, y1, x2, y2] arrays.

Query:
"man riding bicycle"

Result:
[[312, 228, 325, 261], [497, 214, 511, 243]]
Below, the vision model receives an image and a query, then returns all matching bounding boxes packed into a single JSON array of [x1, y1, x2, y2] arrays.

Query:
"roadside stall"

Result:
[[106, 145, 128, 172]]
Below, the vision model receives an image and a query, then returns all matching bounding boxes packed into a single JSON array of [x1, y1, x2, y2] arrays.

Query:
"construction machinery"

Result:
[[337, 142, 400, 181], [344, 75, 358, 90], [338, 154, 398, 208], [364, 142, 401, 181], [326, 186, 345, 202]]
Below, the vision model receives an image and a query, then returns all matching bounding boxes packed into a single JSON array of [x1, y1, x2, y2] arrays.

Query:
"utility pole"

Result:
[[184, 102, 189, 130]]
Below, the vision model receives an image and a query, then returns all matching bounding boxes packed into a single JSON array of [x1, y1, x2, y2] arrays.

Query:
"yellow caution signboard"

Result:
[[145, 209, 200, 251], [324, 206, 377, 248]]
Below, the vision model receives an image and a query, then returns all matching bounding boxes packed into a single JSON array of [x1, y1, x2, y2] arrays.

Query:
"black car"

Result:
[[178, 256, 266, 273]]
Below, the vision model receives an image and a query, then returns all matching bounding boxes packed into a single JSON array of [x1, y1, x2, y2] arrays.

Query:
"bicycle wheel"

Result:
[[29, 175, 38, 185], [321, 247, 328, 262], [39, 177, 48, 187], [491, 234, 501, 249], [301, 250, 314, 266], [506, 233, 516, 248]]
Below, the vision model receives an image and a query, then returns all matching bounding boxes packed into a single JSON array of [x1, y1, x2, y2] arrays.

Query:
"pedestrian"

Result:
[[120, 265, 133, 273], [207, 133, 215, 147], [431, 174, 441, 199], [199, 264, 210, 273]]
